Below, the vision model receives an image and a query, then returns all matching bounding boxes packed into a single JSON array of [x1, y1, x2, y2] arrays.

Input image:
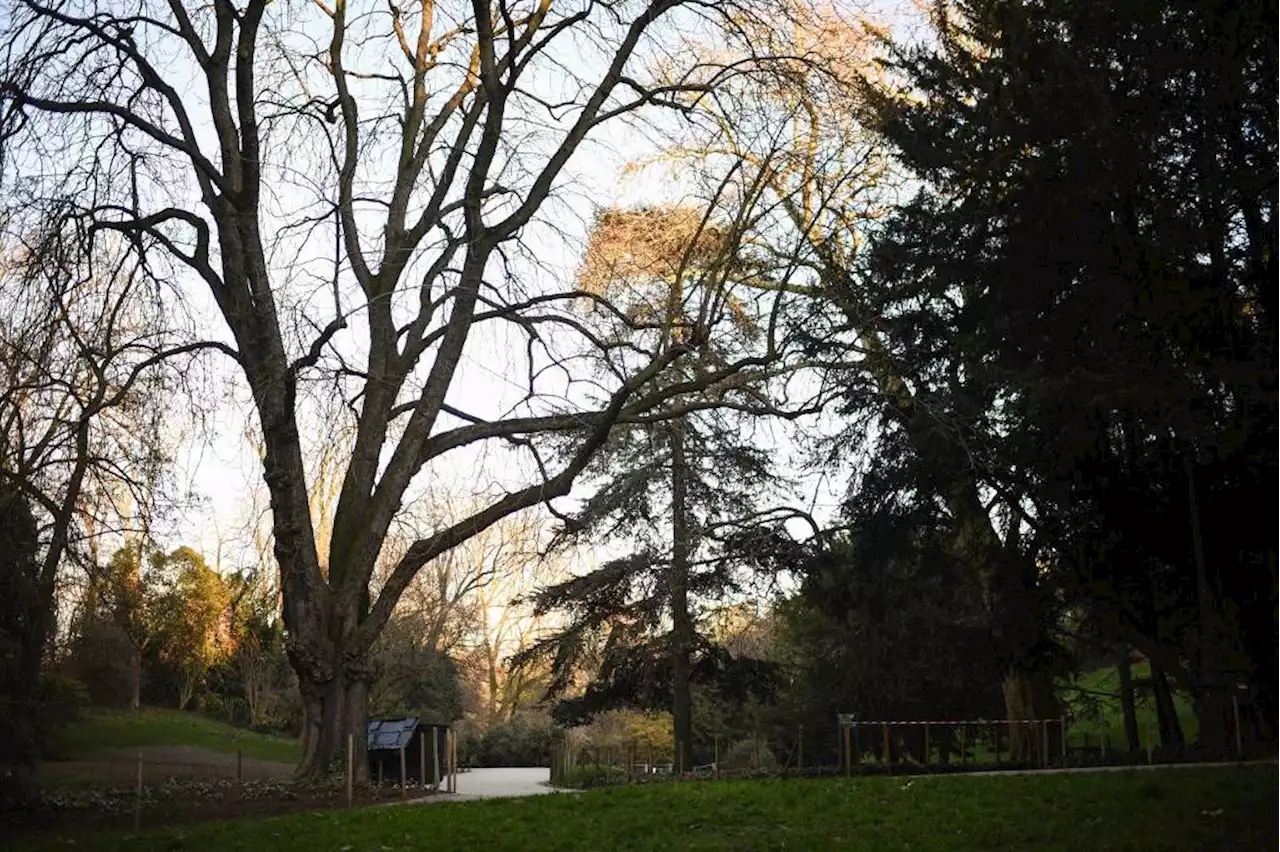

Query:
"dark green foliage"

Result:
[[369, 615, 462, 726], [465, 712, 554, 767], [778, 536, 1004, 730], [854, 0, 1276, 748], [518, 410, 781, 741]]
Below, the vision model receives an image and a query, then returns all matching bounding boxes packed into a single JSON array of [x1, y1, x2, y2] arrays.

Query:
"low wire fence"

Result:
[[548, 715, 1186, 788]]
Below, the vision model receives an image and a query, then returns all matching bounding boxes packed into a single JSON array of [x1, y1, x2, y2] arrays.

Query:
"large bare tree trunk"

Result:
[[1150, 661, 1184, 749], [1116, 652, 1141, 752], [1002, 667, 1058, 762], [669, 422, 695, 774], [297, 662, 370, 779], [130, 649, 142, 711]]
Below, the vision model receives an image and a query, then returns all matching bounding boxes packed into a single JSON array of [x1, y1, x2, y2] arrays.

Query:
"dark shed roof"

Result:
[[367, 718, 420, 752]]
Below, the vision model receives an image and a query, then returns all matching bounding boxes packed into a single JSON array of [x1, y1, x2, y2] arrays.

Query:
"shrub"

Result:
[[470, 713, 554, 767], [719, 738, 778, 771], [557, 763, 629, 789], [31, 674, 90, 760]]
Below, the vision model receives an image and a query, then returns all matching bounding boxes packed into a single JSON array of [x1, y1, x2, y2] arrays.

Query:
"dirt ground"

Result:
[[38, 745, 296, 788], [3, 747, 438, 842]]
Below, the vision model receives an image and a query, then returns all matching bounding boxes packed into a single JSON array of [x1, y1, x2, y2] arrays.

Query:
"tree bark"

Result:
[[1116, 652, 1141, 753], [1182, 453, 1231, 755], [1150, 661, 1184, 749], [130, 648, 142, 711], [294, 648, 371, 780], [1002, 666, 1058, 762], [669, 421, 695, 774]]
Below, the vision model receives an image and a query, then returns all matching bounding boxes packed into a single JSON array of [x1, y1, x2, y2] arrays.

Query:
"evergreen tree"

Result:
[[858, 0, 1276, 752], [517, 206, 783, 769]]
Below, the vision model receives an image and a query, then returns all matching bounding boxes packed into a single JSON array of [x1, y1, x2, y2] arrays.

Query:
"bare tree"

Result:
[[0, 219, 194, 699], [1, 0, 812, 776]]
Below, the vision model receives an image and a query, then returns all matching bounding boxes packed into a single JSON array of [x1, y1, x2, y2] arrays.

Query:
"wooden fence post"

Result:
[[923, 726, 930, 766], [797, 725, 804, 772], [713, 736, 719, 779], [882, 723, 890, 764], [1041, 719, 1049, 768], [237, 749, 243, 785], [1059, 719, 1067, 766], [1233, 695, 1243, 758], [843, 724, 852, 777], [994, 724, 1001, 767], [960, 724, 968, 766], [347, 734, 354, 807], [420, 732, 426, 790], [432, 727, 441, 791], [134, 751, 143, 832], [400, 745, 407, 799]]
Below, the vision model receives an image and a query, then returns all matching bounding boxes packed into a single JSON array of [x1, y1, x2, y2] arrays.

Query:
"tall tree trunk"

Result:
[[1183, 454, 1231, 754], [294, 648, 371, 780], [1002, 666, 1058, 762], [1116, 652, 1141, 752], [130, 648, 142, 711], [669, 421, 694, 774], [1150, 661, 1184, 749]]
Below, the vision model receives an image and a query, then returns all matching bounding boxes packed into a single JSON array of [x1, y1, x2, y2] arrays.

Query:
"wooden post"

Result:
[[1233, 694, 1243, 758], [432, 727, 441, 791], [1145, 720, 1153, 766], [713, 736, 719, 778], [1059, 719, 1067, 766], [923, 726, 930, 766], [452, 730, 459, 792], [843, 724, 852, 777], [134, 751, 143, 832], [420, 732, 426, 790], [797, 725, 804, 772], [853, 723, 860, 765], [1041, 719, 1049, 768], [994, 724, 1001, 766], [882, 723, 890, 764], [237, 748, 243, 784], [675, 740, 682, 776], [378, 759, 384, 786], [346, 734, 354, 807], [400, 745, 407, 799], [960, 724, 967, 766]]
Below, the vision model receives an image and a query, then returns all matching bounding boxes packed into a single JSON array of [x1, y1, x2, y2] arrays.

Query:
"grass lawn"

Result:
[[52, 707, 302, 765], [18, 766, 1276, 851]]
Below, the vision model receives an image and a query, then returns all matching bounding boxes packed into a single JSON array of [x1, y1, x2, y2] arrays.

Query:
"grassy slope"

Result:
[[20, 766, 1276, 851], [1064, 663, 1199, 747], [52, 708, 302, 764]]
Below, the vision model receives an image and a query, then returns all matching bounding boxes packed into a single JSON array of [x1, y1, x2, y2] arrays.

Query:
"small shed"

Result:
[[367, 717, 451, 785]]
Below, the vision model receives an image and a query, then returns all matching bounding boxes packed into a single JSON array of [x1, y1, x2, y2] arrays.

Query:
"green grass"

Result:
[[52, 707, 302, 764], [17, 766, 1276, 851], [1064, 663, 1199, 748]]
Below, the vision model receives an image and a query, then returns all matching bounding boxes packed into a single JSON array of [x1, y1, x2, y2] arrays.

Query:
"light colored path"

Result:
[[400, 767, 570, 805], [456, 767, 558, 797]]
